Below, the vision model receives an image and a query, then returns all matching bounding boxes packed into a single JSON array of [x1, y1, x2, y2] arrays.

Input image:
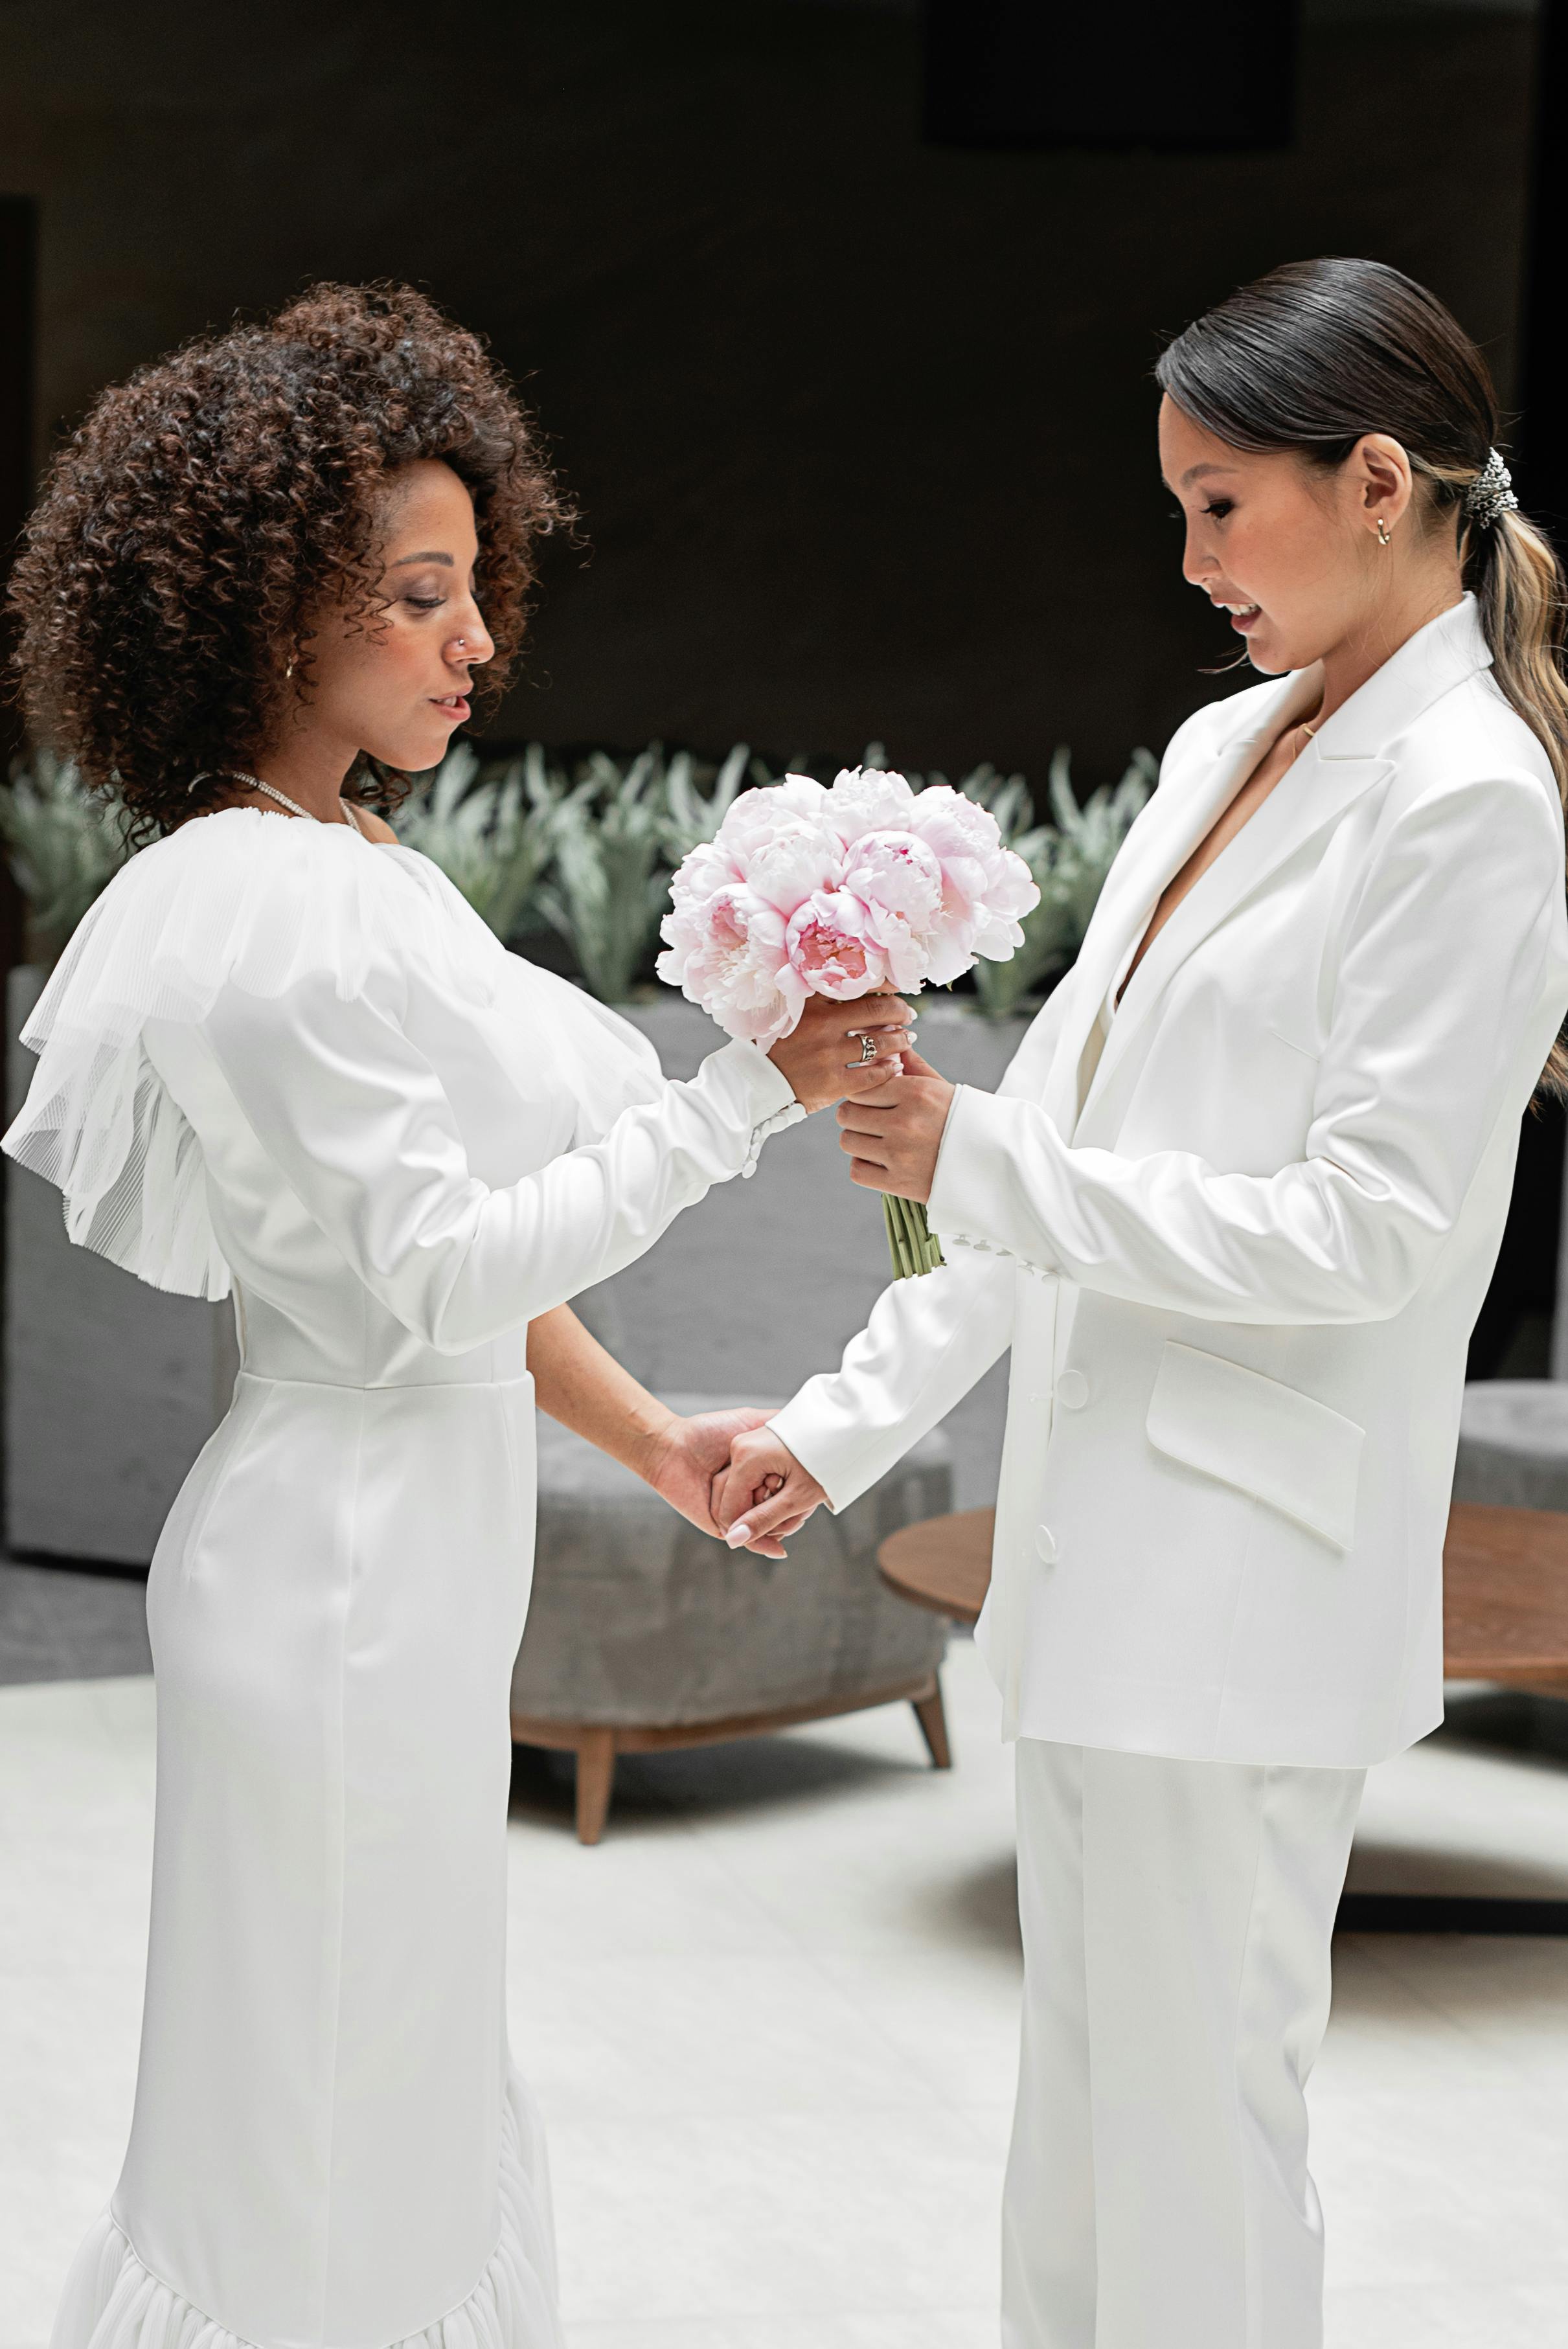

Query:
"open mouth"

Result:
[[1214, 599, 1261, 633], [431, 693, 471, 722]]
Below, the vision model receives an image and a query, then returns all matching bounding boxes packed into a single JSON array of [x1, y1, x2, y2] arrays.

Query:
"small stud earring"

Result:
[[1376, 518, 1392, 547], [286, 659, 295, 680]]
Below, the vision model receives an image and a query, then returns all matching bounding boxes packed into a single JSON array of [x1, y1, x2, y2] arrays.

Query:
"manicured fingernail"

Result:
[[726, 1523, 753, 1548]]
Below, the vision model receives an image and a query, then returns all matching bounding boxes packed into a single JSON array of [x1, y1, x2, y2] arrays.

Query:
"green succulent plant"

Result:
[[533, 747, 675, 1005], [0, 753, 131, 966], [660, 742, 757, 859], [391, 742, 582, 944], [972, 748, 1155, 1019], [0, 729, 1153, 1023]]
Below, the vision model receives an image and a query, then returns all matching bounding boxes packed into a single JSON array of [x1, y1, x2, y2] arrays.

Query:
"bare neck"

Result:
[[1313, 570, 1465, 728], [232, 728, 363, 824]]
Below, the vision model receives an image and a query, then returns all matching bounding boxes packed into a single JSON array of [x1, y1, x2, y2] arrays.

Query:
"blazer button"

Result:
[[1056, 1370, 1088, 1411], [1034, 1525, 1058, 1564]]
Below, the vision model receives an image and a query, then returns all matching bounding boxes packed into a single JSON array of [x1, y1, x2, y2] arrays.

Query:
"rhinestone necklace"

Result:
[[201, 767, 361, 831]]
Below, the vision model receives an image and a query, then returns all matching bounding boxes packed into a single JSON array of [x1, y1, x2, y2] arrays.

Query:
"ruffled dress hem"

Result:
[[51, 2074, 563, 2349]]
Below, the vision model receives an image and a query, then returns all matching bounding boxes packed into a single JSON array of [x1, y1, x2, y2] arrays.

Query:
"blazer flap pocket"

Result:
[[1146, 1342, 1362, 1550]]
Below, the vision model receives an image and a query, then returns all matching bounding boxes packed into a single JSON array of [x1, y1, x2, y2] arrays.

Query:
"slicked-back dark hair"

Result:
[[1158, 257, 1568, 1090]]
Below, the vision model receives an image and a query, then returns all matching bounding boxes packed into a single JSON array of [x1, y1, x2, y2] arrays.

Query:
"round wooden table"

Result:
[[878, 1500, 1568, 1932], [878, 1501, 1568, 1688]]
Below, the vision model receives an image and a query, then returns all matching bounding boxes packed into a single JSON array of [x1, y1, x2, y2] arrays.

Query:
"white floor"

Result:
[[3, 1643, 1567, 2349]]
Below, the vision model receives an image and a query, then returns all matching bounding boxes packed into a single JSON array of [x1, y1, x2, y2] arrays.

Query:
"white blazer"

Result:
[[771, 598, 1568, 1767]]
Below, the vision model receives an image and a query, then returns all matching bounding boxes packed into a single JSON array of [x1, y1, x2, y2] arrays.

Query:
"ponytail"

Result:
[[1466, 508, 1568, 1092], [1471, 506, 1568, 786]]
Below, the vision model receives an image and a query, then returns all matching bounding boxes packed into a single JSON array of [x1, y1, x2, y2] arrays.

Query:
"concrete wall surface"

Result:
[[5, 969, 239, 1565]]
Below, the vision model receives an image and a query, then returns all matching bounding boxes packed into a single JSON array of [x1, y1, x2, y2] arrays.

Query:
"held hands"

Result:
[[711, 1424, 828, 1554], [767, 992, 917, 1113], [644, 1409, 829, 1557], [642, 1405, 791, 1555], [835, 1049, 957, 1204]]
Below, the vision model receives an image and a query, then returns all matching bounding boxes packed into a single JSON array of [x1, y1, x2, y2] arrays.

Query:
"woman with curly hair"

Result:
[[4, 283, 911, 2349]]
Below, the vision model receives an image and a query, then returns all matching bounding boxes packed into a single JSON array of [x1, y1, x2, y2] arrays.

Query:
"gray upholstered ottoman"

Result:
[[1453, 1381, 1568, 1510], [511, 1394, 954, 1840]]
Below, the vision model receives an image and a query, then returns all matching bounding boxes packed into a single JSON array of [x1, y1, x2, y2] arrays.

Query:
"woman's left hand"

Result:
[[766, 992, 917, 1112], [642, 1406, 797, 1556], [835, 1049, 957, 1203]]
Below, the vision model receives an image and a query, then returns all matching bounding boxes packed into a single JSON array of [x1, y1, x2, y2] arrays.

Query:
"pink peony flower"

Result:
[[905, 783, 1003, 857], [783, 890, 891, 1001], [719, 775, 833, 858], [826, 766, 918, 843], [667, 837, 744, 911], [841, 831, 946, 991], [659, 765, 1038, 1032], [905, 785, 1039, 968], [843, 830, 944, 929], [656, 885, 804, 1045], [742, 821, 845, 918]]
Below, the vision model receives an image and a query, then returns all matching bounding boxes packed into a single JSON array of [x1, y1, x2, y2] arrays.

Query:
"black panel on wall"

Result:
[[1518, 0, 1568, 532], [924, 0, 1301, 152]]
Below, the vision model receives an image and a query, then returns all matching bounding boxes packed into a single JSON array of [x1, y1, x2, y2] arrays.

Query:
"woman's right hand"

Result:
[[711, 1424, 829, 1552], [767, 993, 916, 1112]]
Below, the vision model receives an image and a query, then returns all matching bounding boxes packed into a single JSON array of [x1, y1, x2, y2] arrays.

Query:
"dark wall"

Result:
[[0, 0, 1538, 782]]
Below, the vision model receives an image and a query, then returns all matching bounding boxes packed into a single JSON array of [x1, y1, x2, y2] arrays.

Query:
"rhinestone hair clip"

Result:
[[1466, 447, 1519, 529]]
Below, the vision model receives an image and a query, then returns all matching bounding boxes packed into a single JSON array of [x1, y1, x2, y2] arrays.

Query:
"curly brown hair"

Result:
[[7, 282, 573, 839]]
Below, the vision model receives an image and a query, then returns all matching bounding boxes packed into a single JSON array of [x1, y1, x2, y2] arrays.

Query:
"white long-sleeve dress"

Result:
[[5, 808, 803, 2349]]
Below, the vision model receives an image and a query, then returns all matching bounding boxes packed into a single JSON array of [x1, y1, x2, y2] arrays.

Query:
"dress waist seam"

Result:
[[235, 1367, 534, 1397]]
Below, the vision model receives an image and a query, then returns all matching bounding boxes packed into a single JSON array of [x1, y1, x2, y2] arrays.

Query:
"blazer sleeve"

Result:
[[767, 1242, 1017, 1510], [926, 769, 1568, 1326], [199, 962, 802, 1352]]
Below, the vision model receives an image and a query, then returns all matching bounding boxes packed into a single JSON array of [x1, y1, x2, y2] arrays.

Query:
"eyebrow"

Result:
[[1178, 462, 1237, 487], [391, 550, 455, 567]]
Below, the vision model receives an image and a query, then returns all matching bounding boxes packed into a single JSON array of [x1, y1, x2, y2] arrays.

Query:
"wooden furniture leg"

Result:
[[514, 1668, 951, 1840], [574, 1727, 617, 1844], [912, 1674, 951, 1769]]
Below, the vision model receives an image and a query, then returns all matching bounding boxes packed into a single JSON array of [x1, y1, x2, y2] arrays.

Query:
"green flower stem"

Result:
[[883, 1193, 945, 1280]]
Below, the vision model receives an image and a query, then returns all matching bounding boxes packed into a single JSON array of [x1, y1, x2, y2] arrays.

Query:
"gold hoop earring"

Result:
[[1376, 519, 1392, 547]]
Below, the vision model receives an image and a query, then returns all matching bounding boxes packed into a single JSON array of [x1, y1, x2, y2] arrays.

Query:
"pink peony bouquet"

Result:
[[656, 766, 1040, 1277]]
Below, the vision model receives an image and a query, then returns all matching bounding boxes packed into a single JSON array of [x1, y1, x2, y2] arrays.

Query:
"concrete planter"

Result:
[[582, 996, 1029, 1508], [5, 967, 238, 1565]]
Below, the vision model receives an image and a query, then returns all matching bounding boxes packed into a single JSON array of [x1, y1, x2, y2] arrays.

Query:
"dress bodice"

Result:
[[5, 807, 799, 1389]]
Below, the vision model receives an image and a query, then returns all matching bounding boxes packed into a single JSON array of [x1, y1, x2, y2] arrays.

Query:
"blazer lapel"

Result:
[[1074, 594, 1492, 1126], [1081, 745, 1391, 1118], [1040, 669, 1308, 1134]]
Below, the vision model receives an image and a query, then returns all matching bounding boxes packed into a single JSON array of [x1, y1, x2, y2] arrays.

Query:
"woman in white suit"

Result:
[[716, 259, 1568, 2346]]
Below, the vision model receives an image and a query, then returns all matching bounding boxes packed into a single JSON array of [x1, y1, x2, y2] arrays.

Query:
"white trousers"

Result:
[[1003, 1741, 1365, 2349]]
